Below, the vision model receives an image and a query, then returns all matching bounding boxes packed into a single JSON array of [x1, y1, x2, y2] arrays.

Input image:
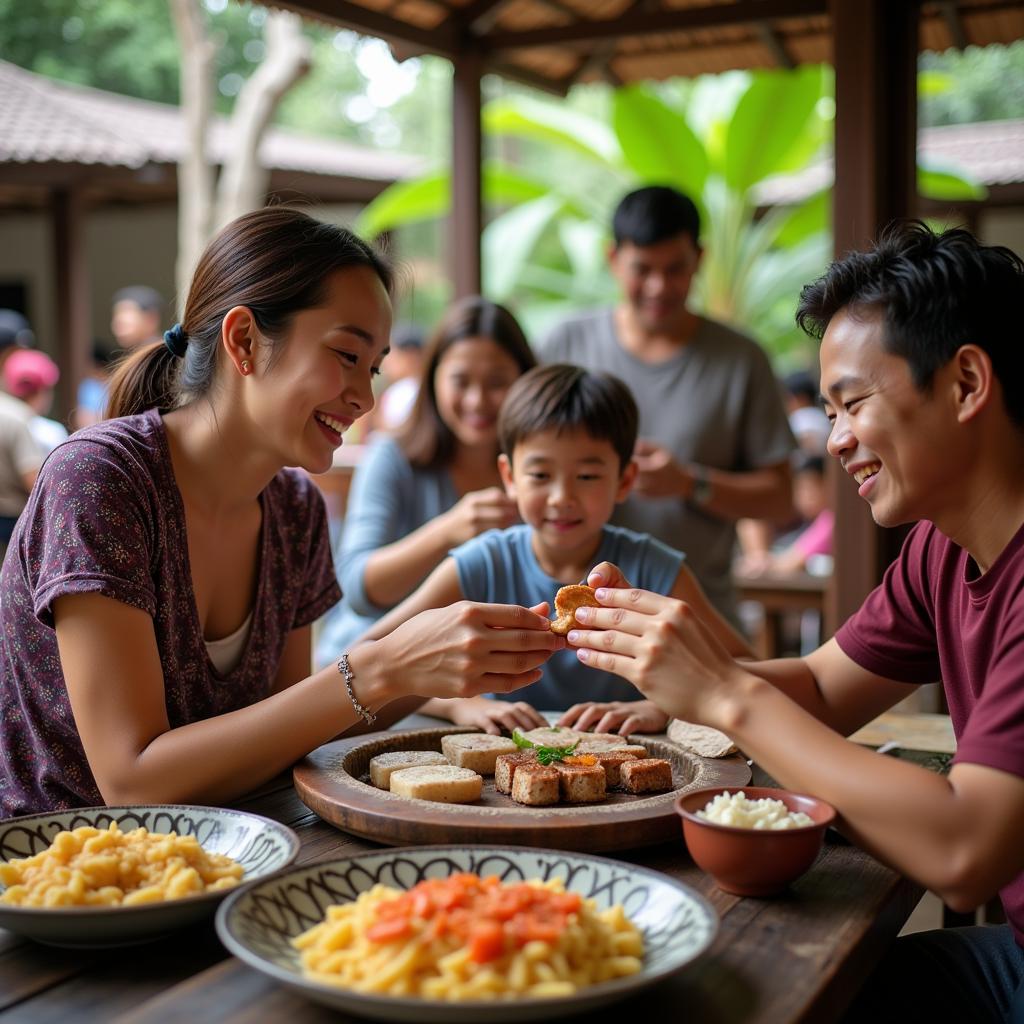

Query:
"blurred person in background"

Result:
[[315, 296, 534, 667], [76, 287, 165, 427], [783, 369, 831, 455], [110, 286, 164, 352], [3, 350, 67, 455], [0, 310, 34, 382], [736, 453, 832, 576], [0, 340, 44, 553], [374, 323, 424, 433]]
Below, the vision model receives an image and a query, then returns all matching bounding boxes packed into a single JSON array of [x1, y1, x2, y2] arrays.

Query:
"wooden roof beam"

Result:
[[455, 0, 510, 34], [757, 21, 795, 67], [938, 0, 969, 49], [456, 0, 592, 35], [483, 0, 827, 52], [568, 43, 620, 87], [488, 62, 574, 95], [272, 1, 461, 59]]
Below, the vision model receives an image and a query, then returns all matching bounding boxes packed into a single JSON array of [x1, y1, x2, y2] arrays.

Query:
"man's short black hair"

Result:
[[112, 285, 164, 314], [797, 221, 1024, 427], [612, 186, 701, 248], [0, 309, 34, 351], [499, 364, 638, 471], [783, 369, 818, 404], [793, 452, 825, 477], [391, 322, 424, 350]]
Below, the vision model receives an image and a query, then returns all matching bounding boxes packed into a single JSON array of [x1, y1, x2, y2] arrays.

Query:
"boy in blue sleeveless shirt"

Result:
[[359, 364, 752, 735]]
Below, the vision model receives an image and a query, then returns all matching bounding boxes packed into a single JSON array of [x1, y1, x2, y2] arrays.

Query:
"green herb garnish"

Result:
[[511, 728, 579, 765]]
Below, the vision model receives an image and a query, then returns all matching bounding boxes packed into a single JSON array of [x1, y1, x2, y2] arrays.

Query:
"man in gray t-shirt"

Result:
[[540, 186, 794, 623]]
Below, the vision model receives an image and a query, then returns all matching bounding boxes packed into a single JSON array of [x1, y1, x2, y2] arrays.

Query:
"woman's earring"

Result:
[[240, 359, 251, 375]]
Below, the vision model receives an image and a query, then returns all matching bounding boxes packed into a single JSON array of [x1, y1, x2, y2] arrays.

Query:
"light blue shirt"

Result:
[[315, 436, 458, 666], [452, 524, 685, 711]]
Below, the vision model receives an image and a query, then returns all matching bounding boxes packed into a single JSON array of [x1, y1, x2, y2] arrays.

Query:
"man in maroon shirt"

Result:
[[564, 222, 1024, 1022]]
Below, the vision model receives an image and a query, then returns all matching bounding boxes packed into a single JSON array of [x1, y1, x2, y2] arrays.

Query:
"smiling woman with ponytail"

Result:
[[0, 207, 561, 817]]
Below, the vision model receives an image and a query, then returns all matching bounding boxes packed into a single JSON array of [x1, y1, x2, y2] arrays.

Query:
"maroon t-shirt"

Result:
[[836, 518, 1024, 944], [0, 409, 341, 818]]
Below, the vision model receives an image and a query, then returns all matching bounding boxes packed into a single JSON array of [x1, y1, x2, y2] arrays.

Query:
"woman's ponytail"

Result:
[[105, 341, 181, 420]]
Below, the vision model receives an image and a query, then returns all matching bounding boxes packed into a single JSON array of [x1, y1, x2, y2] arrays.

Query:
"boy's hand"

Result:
[[584, 563, 634, 590], [447, 695, 548, 736], [557, 700, 669, 737]]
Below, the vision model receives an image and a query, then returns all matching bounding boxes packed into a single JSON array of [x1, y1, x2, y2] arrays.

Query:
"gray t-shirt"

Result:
[[541, 309, 795, 622], [452, 523, 684, 710], [0, 409, 340, 817]]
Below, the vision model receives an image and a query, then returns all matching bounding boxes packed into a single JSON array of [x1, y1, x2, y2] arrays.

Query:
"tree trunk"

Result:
[[169, 0, 216, 312], [215, 12, 312, 229], [169, 2, 312, 311]]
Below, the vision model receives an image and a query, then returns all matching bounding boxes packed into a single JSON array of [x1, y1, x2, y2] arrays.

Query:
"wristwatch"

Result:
[[689, 465, 713, 508]]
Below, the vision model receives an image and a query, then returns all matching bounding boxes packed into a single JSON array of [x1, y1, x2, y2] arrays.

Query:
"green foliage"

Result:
[[920, 41, 1024, 127], [362, 61, 986, 360], [0, 0, 181, 102], [722, 65, 822, 193], [611, 86, 707, 198], [362, 67, 839, 357], [0, 0, 449, 156]]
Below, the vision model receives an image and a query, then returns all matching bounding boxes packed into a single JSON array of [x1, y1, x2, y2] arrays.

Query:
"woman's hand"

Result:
[[440, 695, 547, 736], [369, 601, 564, 702], [443, 487, 520, 546], [557, 700, 669, 736], [565, 585, 748, 725]]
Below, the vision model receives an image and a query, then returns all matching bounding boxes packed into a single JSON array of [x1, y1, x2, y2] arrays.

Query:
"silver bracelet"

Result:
[[337, 652, 376, 726]]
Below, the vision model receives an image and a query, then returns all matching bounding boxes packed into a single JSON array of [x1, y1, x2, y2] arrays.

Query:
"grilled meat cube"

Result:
[[510, 762, 560, 806]]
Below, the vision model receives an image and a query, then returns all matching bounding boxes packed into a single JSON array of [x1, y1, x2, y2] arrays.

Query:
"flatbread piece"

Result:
[[667, 719, 738, 758]]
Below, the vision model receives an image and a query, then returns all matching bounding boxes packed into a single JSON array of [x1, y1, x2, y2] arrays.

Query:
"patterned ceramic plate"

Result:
[[0, 805, 299, 947], [216, 844, 718, 1023]]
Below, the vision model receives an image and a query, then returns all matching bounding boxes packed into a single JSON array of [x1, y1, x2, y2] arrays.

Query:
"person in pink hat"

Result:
[[3, 349, 68, 455]]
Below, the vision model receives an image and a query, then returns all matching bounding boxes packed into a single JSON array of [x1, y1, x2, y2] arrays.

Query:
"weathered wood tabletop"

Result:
[[0, 739, 922, 1024]]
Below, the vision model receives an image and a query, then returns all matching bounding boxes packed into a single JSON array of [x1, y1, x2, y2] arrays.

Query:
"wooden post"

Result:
[[51, 188, 90, 425], [825, 0, 919, 635], [450, 48, 483, 297]]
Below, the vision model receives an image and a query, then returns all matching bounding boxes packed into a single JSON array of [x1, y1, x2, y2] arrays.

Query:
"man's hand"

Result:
[[632, 440, 690, 499], [566, 586, 749, 725]]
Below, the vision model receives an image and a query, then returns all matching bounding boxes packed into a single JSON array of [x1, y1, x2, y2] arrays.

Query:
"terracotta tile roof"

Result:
[[756, 119, 1024, 205], [0, 59, 419, 182]]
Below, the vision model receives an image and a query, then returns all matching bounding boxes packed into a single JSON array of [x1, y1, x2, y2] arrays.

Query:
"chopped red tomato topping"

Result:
[[366, 873, 579, 962]]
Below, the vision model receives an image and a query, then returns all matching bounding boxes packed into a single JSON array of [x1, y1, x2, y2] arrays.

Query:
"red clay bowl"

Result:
[[675, 786, 836, 897]]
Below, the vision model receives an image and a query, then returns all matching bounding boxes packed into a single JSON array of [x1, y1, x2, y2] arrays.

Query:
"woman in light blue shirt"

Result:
[[316, 297, 535, 665]]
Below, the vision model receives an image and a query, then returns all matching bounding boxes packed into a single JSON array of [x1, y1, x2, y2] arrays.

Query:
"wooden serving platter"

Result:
[[293, 726, 750, 853]]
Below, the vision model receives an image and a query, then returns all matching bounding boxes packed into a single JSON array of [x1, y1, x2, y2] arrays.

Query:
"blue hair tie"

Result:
[[163, 323, 188, 358]]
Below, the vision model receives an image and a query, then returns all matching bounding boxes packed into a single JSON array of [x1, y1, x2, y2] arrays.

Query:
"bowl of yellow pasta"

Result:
[[0, 805, 299, 947], [215, 845, 717, 1023]]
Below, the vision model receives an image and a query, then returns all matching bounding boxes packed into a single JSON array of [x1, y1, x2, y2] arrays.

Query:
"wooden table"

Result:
[[735, 570, 828, 659], [0, 764, 921, 1024]]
